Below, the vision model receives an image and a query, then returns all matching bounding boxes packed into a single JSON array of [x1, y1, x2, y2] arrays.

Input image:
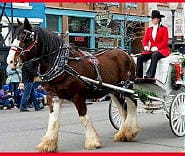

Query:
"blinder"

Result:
[[23, 29, 35, 43]]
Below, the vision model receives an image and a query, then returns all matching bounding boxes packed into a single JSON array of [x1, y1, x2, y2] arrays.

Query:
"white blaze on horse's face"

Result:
[[7, 39, 20, 69]]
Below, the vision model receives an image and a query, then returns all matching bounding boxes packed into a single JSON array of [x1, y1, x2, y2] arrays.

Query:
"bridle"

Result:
[[14, 29, 38, 64]]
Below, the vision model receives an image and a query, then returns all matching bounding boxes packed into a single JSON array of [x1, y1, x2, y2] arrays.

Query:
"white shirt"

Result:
[[152, 24, 158, 41]]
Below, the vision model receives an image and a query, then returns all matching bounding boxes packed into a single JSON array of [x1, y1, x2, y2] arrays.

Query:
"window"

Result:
[[125, 3, 138, 9], [95, 37, 117, 49], [68, 17, 90, 33], [46, 15, 59, 33]]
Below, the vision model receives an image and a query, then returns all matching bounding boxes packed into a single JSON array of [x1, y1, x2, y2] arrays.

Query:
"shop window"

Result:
[[69, 36, 90, 48], [46, 15, 59, 33], [68, 17, 90, 33], [95, 20, 120, 35]]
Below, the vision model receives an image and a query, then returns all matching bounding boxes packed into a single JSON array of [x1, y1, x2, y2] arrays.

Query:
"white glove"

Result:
[[151, 46, 158, 52], [144, 46, 150, 51]]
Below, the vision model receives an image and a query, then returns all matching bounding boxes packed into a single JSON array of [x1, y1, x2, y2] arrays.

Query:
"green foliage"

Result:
[[181, 58, 185, 67], [134, 87, 157, 104]]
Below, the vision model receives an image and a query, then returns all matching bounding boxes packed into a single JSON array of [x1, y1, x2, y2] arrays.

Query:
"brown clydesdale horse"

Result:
[[7, 18, 140, 152]]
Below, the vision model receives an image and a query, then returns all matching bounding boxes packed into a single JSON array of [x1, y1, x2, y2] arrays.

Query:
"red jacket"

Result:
[[141, 25, 170, 57]]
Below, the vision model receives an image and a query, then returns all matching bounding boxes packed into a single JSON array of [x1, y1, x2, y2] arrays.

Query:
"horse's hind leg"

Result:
[[74, 95, 101, 150], [37, 96, 63, 152], [114, 96, 141, 142]]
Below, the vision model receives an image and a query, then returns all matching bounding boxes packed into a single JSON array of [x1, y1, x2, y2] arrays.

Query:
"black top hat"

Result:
[[151, 10, 165, 18]]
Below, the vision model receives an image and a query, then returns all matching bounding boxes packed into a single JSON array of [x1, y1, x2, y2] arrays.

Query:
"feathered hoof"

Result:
[[114, 127, 141, 142], [85, 138, 101, 150], [36, 137, 58, 152]]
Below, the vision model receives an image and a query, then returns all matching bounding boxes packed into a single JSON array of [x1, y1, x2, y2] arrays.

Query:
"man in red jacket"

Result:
[[135, 10, 170, 83]]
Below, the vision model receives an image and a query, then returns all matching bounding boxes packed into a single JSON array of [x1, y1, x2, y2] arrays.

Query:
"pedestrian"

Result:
[[135, 10, 170, 83], [6, 66, 21, 97], [0, 85, 15, 110], [20, 61, 40, 112], [35, 85, 47, 108], [15, 83, 24, 108]]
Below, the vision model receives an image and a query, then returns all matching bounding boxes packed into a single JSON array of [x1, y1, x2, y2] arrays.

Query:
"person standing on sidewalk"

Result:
[[6, 66, 21, 97], [20, 61, 40, 112]]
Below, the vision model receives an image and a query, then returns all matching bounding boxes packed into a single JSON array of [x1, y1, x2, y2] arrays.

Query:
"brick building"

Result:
[[45, 3, 149, 54]]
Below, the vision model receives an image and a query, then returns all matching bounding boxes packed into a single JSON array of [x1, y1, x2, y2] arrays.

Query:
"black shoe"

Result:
[[20, 109, 29, 112], [35, 108, 41, 111]]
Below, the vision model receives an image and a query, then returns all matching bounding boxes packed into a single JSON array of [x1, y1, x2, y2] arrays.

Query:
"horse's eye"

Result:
[[10, 60, 13, 64]]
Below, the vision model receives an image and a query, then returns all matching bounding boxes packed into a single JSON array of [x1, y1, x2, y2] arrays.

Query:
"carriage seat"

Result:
[[133, 54, 180, 84]]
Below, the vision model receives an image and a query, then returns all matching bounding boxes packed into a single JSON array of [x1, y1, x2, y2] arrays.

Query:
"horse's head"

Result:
[[7, 18, 38, 69]]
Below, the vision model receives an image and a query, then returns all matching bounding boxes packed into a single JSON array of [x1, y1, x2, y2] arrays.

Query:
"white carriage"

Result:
[[108, 53, 185, 137]]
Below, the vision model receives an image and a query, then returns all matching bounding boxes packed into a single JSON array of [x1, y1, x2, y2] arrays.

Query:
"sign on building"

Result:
[[95, 11, 113, 35]]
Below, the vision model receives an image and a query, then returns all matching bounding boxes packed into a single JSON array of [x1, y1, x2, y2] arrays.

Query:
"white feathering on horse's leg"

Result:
[[80, 115, 101, 150], [37, 97, 63, 152], [114, 97, 141, 142]]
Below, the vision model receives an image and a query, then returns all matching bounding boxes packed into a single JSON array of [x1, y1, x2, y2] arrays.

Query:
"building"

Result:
[[0, 2, 45, 46], [148, 2, 184, 50], [45, 3, 149, 54]]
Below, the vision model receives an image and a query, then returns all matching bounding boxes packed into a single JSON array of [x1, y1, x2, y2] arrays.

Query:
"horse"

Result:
[[7, 18, 140, 152]]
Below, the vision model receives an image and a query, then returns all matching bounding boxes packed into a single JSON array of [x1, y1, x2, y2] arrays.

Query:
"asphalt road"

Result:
[[0, 101, 184, 152]]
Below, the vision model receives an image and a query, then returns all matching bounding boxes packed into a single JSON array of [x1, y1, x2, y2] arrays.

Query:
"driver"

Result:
[[135, 10, 170, 83]]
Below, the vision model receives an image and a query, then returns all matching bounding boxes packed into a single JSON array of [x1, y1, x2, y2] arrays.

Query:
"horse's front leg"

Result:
[[74, 95, 101, 150], [37, 95, 63, 152]]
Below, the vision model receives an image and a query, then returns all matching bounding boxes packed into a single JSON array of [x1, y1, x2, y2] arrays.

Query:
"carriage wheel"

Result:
[[169, 92, 185, 137], [108, 98, 123, 130]]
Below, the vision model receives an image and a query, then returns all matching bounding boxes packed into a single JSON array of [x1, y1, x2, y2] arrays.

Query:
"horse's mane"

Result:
[[33, 26, 63, 55]]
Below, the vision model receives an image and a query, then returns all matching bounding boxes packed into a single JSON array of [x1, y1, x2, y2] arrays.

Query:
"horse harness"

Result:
[[16, 34, 103, 87], [40, 44, 103, 87]]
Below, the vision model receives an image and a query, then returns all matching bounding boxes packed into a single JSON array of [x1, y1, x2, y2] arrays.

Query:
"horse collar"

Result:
[[40, 45, 69, 82]]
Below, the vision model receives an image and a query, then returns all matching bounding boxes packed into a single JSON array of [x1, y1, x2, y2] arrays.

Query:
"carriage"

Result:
[[6, 18, 185, 152], [108, 53, 185, 137]]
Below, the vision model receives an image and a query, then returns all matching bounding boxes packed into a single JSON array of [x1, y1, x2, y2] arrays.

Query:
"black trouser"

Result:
[[136, 51, 164, 78]]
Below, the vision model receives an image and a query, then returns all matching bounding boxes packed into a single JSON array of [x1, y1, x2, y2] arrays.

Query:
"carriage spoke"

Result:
[[178, 119, 183, 134], [180, 119, 184, 134], [172, 114, 180, 122], [115, 116, 121, 125], [173, 117, 180, 130], [112, 112, 120, 120]]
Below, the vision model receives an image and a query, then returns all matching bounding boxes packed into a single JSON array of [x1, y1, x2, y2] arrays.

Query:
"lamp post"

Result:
[[169, 3, 178, 51]]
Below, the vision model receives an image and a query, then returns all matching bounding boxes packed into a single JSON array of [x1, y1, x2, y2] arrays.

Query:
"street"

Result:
[[0, 101, 184, 152]]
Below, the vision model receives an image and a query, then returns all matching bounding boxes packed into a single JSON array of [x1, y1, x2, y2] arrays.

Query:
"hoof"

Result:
[[114, 127, 141, 142], [36, 137, 58, 152], [85, 138, 101, 150]]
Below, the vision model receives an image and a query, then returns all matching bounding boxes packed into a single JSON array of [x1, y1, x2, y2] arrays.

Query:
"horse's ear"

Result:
[[17, 18, 22, 26], [24, 17, 32, 31]]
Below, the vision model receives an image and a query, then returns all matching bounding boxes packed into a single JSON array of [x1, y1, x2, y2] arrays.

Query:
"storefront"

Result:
[[45, 7, 149, 53]]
